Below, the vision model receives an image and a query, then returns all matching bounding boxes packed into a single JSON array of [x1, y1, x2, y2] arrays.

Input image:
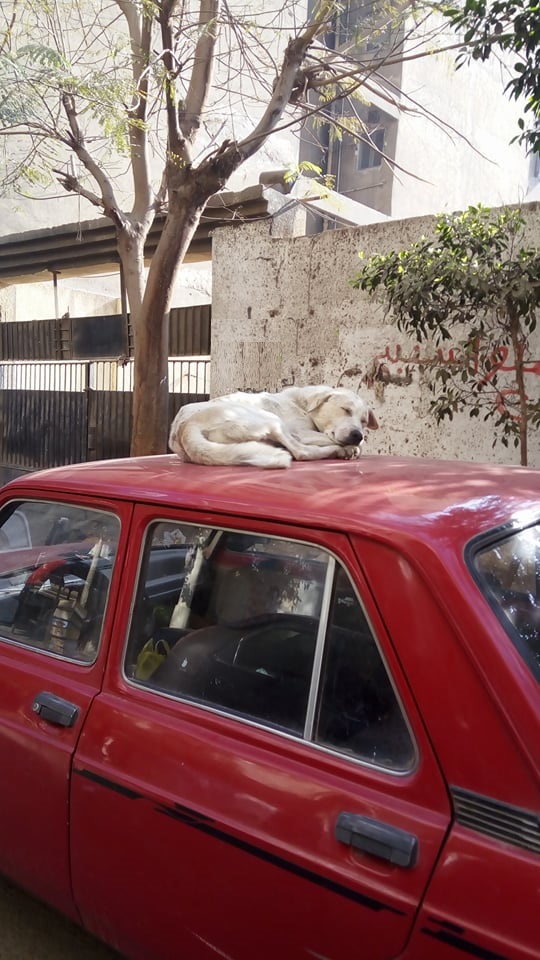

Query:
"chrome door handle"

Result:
[[32, 691, 80, 728], [335, 811, 418, 868]]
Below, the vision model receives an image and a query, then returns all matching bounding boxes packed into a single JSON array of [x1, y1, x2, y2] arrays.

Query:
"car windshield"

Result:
[[472, 523, 540, 679]]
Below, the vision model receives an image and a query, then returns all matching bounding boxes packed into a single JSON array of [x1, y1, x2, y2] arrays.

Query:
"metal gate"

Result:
[[0, 358, 210, 481], [0, 305, 211, 361]]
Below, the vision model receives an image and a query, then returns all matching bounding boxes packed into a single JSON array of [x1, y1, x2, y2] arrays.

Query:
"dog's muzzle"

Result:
[[343, 429, 364, 446]]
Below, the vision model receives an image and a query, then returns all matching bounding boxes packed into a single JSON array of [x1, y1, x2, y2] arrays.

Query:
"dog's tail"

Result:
[[169, 423, 292, 469]]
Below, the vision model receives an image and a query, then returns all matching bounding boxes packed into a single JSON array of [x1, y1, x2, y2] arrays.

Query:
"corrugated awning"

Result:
[[0, 184, 273, 286]]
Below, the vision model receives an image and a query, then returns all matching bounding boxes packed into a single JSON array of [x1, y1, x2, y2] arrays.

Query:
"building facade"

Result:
[[300, 1, 537, 224]]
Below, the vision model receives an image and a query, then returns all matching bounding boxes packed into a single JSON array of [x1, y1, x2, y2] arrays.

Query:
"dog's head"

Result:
[[307, 387, 379, 447]]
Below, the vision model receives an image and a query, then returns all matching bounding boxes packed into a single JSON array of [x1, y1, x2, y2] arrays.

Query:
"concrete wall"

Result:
[[212, 203, 540, 468]]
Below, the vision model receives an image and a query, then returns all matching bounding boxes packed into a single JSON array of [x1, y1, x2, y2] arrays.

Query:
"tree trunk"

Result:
[[508, 306, 528, 466], [130, 177, 217, 456], [117, 224, 147, 322]]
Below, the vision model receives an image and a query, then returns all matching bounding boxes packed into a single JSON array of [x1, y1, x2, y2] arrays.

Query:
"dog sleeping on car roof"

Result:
[[169, 384, 379, 469]]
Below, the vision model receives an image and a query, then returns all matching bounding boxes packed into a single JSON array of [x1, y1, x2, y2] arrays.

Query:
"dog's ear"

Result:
[[305, 387, 334, 412], [367, 409, 379, 430]]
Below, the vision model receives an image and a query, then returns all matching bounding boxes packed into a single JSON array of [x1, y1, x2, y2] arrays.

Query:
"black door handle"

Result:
[[32, 691, 80, 728], [335, 811, 418, 868]]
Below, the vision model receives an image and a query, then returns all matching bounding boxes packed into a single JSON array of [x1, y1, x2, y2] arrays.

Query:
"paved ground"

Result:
[[0, 875, 123, 960]]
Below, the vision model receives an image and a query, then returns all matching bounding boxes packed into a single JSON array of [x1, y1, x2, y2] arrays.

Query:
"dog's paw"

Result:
[[337, 444, 362, 460]]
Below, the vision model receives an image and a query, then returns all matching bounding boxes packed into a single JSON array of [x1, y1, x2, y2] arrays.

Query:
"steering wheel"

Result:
[[13, 555, 110, 647]]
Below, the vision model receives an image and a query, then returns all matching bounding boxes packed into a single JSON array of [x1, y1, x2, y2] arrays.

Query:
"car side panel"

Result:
[[0, 494, 132, 920], [351, 537, 540, 805], [0, 646, 100, 920], [352, 536, 540, 959], [401, 829, 540, 960], [70, 511, 451, 960], [71, 690, 450, 960]]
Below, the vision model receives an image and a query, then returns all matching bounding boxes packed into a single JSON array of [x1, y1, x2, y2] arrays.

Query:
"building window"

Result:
[[358, 109, 385, 169], [335, 0, 392, 51]]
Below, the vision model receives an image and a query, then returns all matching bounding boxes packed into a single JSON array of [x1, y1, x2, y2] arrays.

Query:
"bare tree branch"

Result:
[[180, 0, 221, 143], [158, 0, 191, 165], [52, 168, 104, 208], [0, 0, 20, 55], [114, 0, 155, 220], [233, 0, 337, 164], [60, 91, 121, 221]]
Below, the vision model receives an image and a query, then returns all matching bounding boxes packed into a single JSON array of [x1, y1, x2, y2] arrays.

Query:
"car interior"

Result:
[[0, 502, 119, 661], [125, 526, 415, 769]]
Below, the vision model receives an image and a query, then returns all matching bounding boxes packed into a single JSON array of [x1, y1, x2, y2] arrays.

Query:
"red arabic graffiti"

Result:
[[377, 343, 540, 377], [372, 343, 540, 422]]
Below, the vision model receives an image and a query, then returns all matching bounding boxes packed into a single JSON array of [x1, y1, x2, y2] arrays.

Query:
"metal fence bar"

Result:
[[169, 305, 211, 356], [0, 360, 89, 392], [0, 358, 210, 393], [0, 318, 62, 361], [87, 357, 210, 395], [0, 305, 211, 360], [0, 358, 210, 473]]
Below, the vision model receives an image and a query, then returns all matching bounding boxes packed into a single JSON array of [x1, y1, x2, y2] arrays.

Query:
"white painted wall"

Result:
[[1, 282, 120, 323], [393, 31, 532, 218], [0, 258, 212, 323], [0, 287, 15, 323], [211, 202, 540, 468]]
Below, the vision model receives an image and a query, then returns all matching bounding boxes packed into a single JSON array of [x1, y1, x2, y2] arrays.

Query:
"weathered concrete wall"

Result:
[[212, 203, 540, 467]]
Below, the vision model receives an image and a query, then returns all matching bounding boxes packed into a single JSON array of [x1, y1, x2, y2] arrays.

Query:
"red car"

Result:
[[0, 454, 538, 960]]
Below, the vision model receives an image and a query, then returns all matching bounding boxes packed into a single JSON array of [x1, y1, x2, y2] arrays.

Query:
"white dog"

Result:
[[169, 385, 379, 469]]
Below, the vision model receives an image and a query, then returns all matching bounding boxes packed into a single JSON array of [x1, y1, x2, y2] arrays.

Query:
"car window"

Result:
[[0, 500, 120, 663], [315, 565, 415, 767], [0, 508, 31, 550], [125, 522, 415, 771], [472, 522, 540, 679]]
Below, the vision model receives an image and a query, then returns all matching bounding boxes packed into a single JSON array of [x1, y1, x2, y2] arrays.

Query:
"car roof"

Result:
[[5, 455, 539, 549]]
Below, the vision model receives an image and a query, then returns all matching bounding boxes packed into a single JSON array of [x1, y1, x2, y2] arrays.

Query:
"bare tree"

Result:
[[0, 0, 460, 454]]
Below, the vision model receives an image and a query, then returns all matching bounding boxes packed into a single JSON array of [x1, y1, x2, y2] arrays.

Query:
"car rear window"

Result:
[[472, 523, 540, 679]]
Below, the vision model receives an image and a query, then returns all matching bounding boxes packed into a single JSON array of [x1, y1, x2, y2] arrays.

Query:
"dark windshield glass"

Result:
[[473, 524, 540, 679]]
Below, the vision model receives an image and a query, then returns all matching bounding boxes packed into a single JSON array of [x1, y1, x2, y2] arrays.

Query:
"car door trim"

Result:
[[304, 555, 335, 740], [422, 918, 509, 960], [74, 767, 406, 916]]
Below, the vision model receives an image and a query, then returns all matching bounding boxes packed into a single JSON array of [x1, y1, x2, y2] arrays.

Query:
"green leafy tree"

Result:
[[352, 205, 540, 465], [0, 0, 451, 456], [438, 0, 540, 154]]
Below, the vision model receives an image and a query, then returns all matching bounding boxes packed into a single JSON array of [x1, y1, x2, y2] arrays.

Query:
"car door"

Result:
[[70, 506, 452, 960], [0, 495, 125, 920]]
